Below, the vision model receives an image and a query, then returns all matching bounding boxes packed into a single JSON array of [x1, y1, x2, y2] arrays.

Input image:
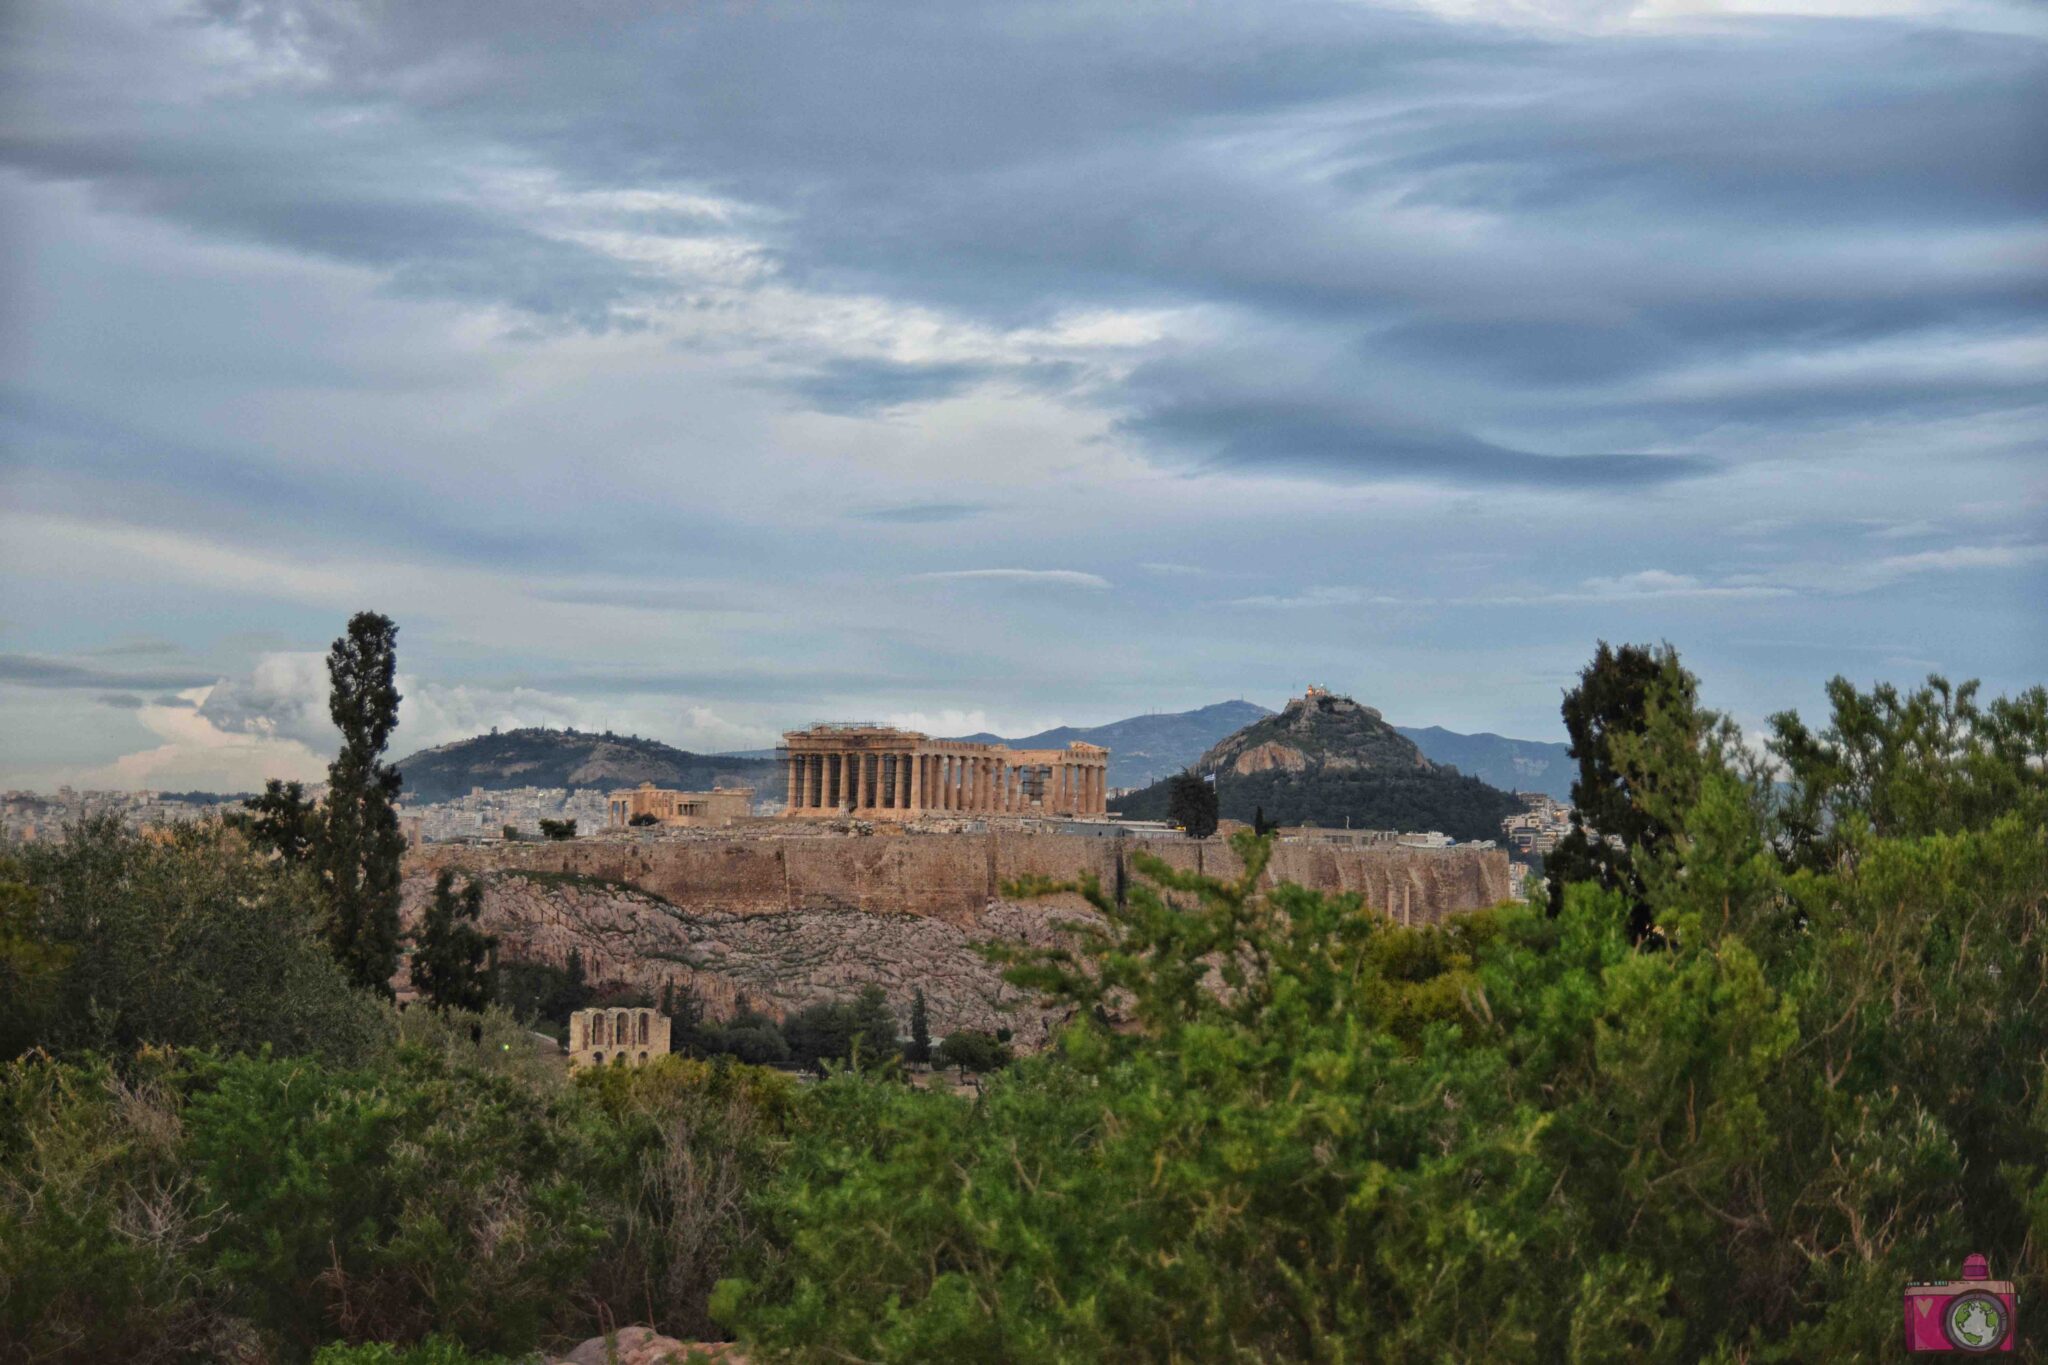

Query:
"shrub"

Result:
[[0, 1051, 220, 1363], [182, 1048, 610, 1356], [6, 817, 390, 1065]]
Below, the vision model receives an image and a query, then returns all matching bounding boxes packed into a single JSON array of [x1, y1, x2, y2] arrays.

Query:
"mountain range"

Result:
[[952, 699, 1273, 790], [394, 728, 777, 804], [393, 703, 1574, 805]]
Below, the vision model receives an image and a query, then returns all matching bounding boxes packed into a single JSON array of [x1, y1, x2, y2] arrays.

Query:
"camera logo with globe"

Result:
[[1905, 1254, 2017, 1354]]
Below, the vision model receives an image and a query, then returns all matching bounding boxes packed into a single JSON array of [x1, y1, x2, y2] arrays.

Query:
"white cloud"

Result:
[[1869, 542, 2048, 577], [1226, 586, 1415, 609], [1464, 569, 1798, 605], [85, 689, 329, 792]]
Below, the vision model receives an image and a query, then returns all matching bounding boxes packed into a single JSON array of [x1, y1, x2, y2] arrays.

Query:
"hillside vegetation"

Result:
[[6, 655, 2045, 1362], [395, 727, 776, 803], [1112, 690, 1522, 840]]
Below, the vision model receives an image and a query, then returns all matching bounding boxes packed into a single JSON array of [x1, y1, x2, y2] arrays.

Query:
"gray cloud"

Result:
[[0, 653, 215, 691], [1, 0, 2043, 788], [1122, 390, 1713, 489]]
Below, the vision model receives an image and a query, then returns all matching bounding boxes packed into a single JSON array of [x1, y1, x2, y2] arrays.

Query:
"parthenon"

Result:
[[782, 724, 1108, 819]]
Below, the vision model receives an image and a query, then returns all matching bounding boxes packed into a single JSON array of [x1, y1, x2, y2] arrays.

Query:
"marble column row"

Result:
[[786, 751, 1108, 815]]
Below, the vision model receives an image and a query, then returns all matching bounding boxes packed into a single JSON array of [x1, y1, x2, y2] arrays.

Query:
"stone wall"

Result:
[[402, 830, 1509, 1043]]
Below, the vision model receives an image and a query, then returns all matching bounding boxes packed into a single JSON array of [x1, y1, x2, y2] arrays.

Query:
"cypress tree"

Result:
[[908, 987, 932, 1065], [413, 870, 497, 1012], [317, 611, 407, 997]]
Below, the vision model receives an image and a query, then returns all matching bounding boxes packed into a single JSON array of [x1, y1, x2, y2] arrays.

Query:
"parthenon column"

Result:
[[786, 756, 799, 811], [977, 757, 991, 810], [850, 752, 864, 810]]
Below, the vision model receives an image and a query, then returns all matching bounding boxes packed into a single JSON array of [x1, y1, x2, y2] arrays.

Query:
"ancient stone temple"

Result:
[[781, 724, 1108, 819], [606, 782, 753, 829], [567, 1006, 671, 1068]]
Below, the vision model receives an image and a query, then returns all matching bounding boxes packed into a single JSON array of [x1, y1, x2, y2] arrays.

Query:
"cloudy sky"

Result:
[[2, 0, 2042, 791]]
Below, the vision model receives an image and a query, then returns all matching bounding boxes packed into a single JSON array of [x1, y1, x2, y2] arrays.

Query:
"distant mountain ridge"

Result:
[[952, 700, 1273, 790], [1110, 691, 1524, 842], [1394, 726, 1574, 801], [712, 701, 1570, 800], [395, 728, 777, 804]]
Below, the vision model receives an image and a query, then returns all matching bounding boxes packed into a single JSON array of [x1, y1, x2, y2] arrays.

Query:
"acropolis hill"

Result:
[[400, 821, 1510, 1042]]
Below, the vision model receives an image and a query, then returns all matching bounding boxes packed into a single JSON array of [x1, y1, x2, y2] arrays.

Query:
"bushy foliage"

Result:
[[1118, 764, 1518, 843], [721, 668, 2048, 1361], [0, 1044, 794, 1363], [0, 1052, 222, 1363], [2, 817, 390, 1065]]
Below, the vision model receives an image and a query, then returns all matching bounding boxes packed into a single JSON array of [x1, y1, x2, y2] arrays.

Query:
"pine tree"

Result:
[[412, 870, 498, 1012], [316, 611, 407, 996], [907, 987, 932, 1065]]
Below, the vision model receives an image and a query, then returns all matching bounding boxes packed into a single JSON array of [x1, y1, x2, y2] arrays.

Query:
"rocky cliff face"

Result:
[[402, 829, 1510, 1041], [1198, 692, 1433, 777]]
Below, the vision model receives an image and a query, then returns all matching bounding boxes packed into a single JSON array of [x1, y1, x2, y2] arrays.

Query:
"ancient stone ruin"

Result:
[[567, 1005, 672, 1069]]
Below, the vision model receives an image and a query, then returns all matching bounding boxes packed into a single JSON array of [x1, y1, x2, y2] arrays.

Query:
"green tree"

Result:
[[1769, 674, 2048, 870], [538, 818, 577, 841], [782, 1000, 855, 1074], [235, 778, 321, 862], [1545, 641, 1711, 940], [4, 817, 386, 1063], [1166, 771, 1219, 839], [1252, 803, 1275, 836], [932, 1028, 1010, 1075], [317, 612, 407, 997], [412, 871, 498, 1013], [849, 985, 899, 1066], [907, 988, 932, 1065]]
